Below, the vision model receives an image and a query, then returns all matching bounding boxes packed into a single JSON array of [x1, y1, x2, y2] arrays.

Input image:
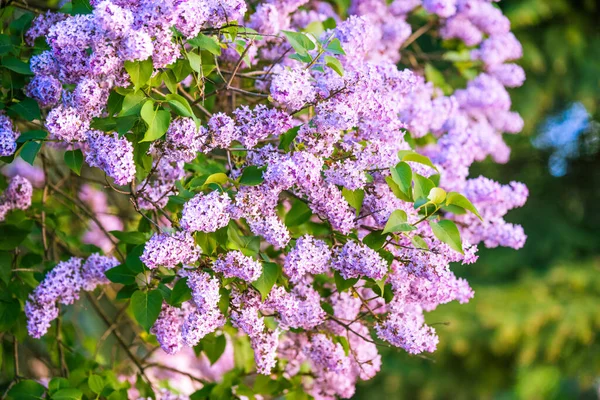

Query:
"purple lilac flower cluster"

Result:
[[10, 0, 533, 396], [0, 175, 33, 221], [25, 254, 118, 338]]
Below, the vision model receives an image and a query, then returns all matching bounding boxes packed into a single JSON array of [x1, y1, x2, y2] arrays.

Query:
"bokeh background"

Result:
[[356, 0, 600, 398]]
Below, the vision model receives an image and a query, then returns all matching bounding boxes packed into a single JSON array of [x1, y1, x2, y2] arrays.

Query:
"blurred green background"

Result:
[[357, 0, 600, 398]]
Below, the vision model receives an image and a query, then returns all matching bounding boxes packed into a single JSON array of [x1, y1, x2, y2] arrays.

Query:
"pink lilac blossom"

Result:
[[180, 191, 232, 233], [331, 241, 388, 280], [283, 235, 331, 282], [212, 251, 262, 282], [85, 131, 136, 185], [140, 231, 200, 269], [270, 67, 316, 110]]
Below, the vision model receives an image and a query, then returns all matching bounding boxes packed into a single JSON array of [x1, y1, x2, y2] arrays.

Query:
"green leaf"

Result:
[[109, 231, 148, 244], [429, 220, 463, 254], [282, 30, 315, 56], [397, 150, 437, 171], [105, 264, 137, 285], [385, 175, 411, 202], [106, 91, 125, 115], [342, 188, 364, 216], [0, 34, 15, 56], [88, 375, 104, 395], [446, 192, 482, 220], [239, 165, 265, 186], [2, 56, 32, 75], [383, 209, 416, 234], [252, 262, 279, 300], [124, 58, 153, 91], [140, 100, 171, 142], [17, 130, 47, 143], [411, 234, 429, 250], [64, 149, 83, 175], [130, 290, 163, 331], [425, 63, 452, 94], [187, 52, 202, 74], [390, 162, 413, 200], [203, 334, 227, 364], [413, 173, 435, 200], [7, 380, 46, 400], [166, 93, 194, 118], [188, 34, 222, 55], [120, 91, 146, 117], [0, 224, 31, 250], [324, 55, 344, 76], [20, 141, 41, 165], [48, 378, 70, 395], [362, 230, 388, 250], [326, 38, 345, 55], [51, 388, 83, 400], [169, 277, 192, 306], [334, 270, 358, 292], [285, 200, 312, 227], [9, 98, 41, 121], [279, 125, 300, 151], [204, 172, 229, 185]]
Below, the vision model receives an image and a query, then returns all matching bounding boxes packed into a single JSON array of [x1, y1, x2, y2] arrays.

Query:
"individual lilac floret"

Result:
[[331, 241, 388, 280], [180, 191, 232, 233], [81, 253, 119, 291], [270, 67, 316, 110], [375, 301, 439, 354], [213, 251, 262, 282], [140, 231, 201, 269], [85, 131, 136, 185], [283, 235, 331, 282], [25, 75, 62, 108]]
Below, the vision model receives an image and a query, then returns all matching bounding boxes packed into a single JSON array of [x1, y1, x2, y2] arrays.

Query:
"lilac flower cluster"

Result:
[[12, 0, 533, 395], [0, 112, 19, 157], [25, 254, 118, 338], [0, 175, 33, 221]]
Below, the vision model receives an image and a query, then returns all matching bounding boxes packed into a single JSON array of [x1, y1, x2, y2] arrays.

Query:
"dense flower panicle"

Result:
[[12, 0, 532, 392], [283, 235, 331, 282], [140, 231, 200, 269], [270, 67, 316, 110], [185, 271, 221, 313], [25, 254, 117, 338], [85, 131, 136, 185], [332, 241, 388, 280], [25, 75, 63, 108], [152, 303, 185, 355], [306, 333, 350, 373], [213, 251, 262, 282], [81, 253, 119, 291], [375, 301, 439, 354], [266, 284, 327, 330], [3, 175, 33, 211], [181, 308, 226, 347], [159, 117, 207, 162], [0, 112, 19, 157], [180, 191, 232, 233]]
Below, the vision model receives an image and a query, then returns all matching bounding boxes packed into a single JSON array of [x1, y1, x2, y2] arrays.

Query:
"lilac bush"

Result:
[[0, 0, 528, 398]]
